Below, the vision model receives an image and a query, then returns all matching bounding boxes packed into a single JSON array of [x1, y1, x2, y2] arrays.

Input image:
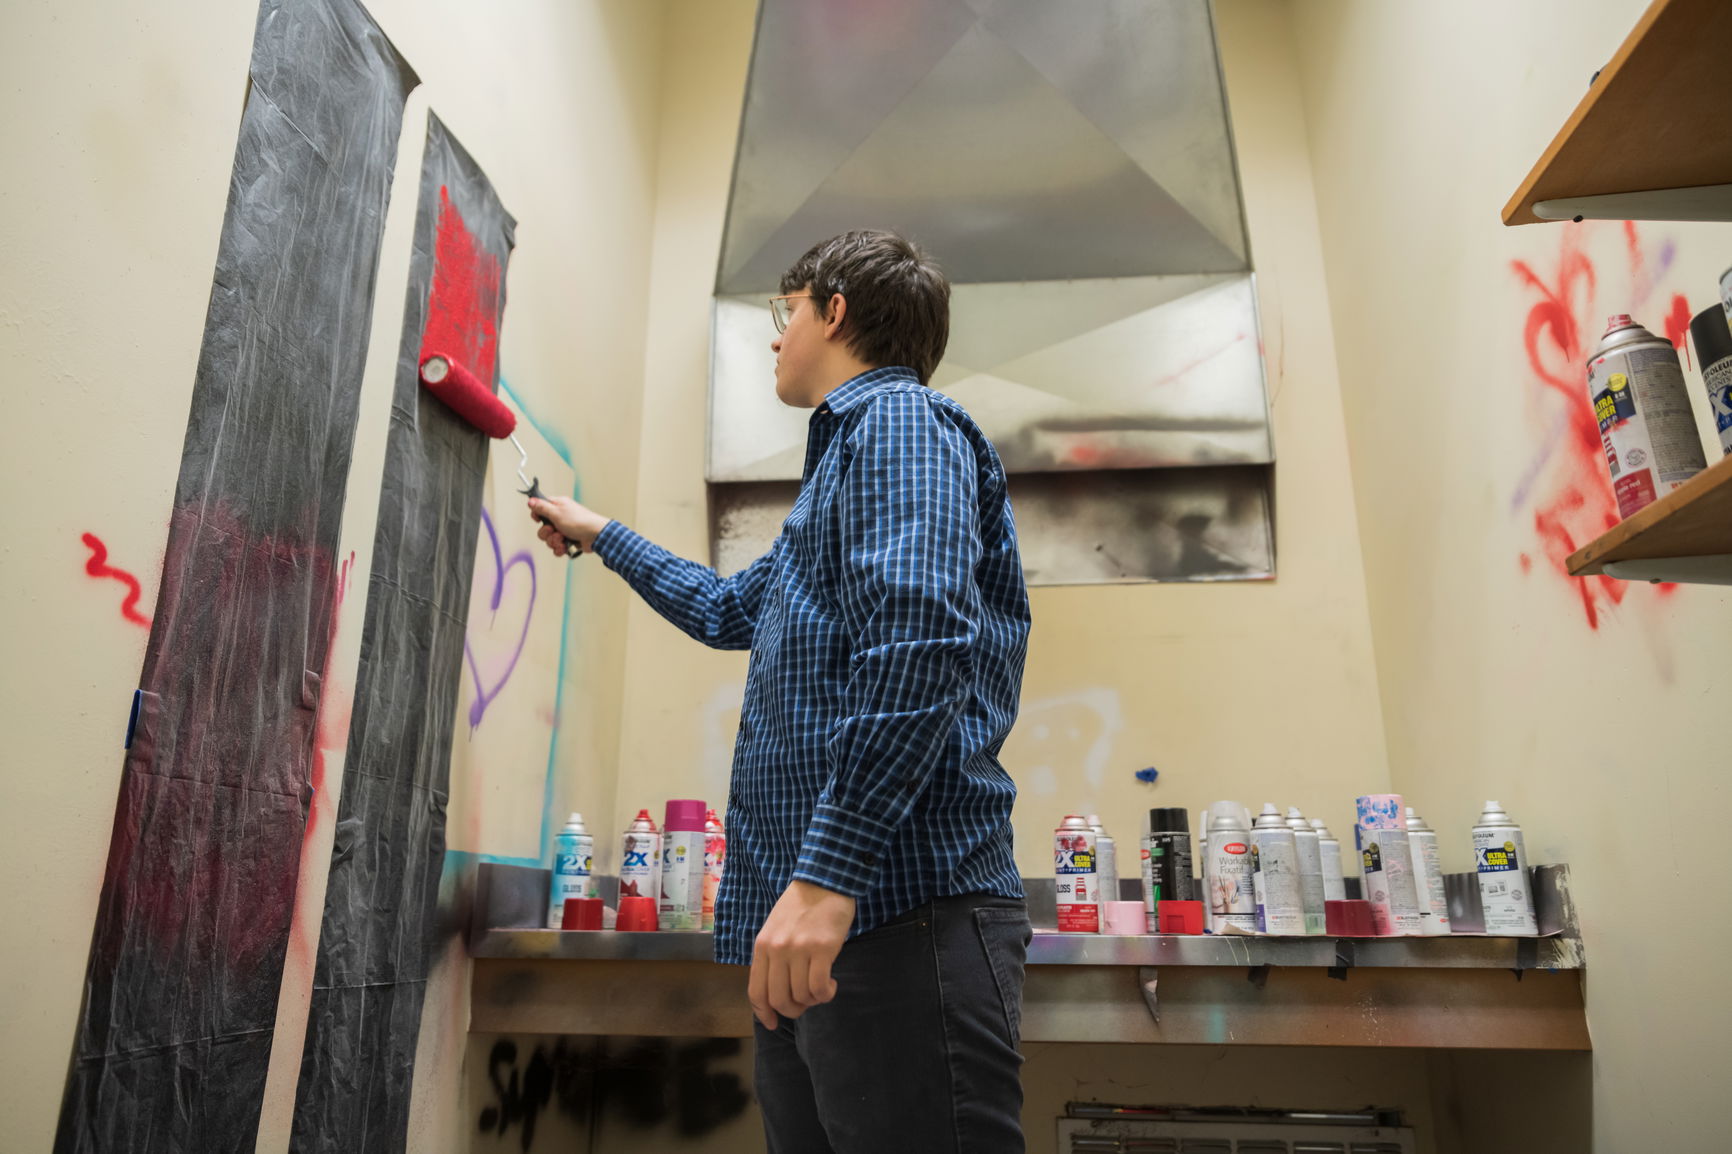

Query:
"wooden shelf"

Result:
[[1568, 452, 1732, 578], [1503, 0, 1732, 226]]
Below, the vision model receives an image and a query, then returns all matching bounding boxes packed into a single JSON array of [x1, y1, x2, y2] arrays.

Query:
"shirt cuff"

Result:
[[791, 802, 896, 898], [592, 520, 653, 575]]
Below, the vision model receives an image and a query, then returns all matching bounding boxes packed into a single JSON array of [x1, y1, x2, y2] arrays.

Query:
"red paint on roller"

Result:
[[420, 353, 515, 438], [419, 185, 511, 436]]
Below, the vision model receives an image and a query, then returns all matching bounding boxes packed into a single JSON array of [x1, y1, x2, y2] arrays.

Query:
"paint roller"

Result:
[[417, 352, 580, 557]]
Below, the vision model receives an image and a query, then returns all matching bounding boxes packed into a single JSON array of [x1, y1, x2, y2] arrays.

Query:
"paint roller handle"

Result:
[[522, 482, 582, 558]]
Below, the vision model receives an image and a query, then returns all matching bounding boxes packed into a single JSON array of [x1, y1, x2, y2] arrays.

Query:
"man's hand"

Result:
[[748, 881, 857, 1030], [528, 496, 611, 557]]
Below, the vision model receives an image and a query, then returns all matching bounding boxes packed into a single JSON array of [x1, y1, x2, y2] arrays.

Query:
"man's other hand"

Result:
[[748, 881, 857, 1030], [528, 496, 611, 556]]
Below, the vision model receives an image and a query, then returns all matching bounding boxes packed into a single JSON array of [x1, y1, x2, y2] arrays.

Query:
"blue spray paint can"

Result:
[[548, 812, 595, 928]]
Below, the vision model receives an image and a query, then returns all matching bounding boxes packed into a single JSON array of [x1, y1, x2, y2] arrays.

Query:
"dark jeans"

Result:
[[753, 893, 1031, 1154]]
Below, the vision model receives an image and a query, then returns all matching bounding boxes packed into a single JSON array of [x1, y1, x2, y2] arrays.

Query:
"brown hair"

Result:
[[779, 230, 950, 385]]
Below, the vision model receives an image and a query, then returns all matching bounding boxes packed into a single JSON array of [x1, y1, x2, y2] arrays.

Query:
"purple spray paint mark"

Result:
[[464, 505, 537, 729]]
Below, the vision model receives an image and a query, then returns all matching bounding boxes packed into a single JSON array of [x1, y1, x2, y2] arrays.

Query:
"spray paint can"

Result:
[[1690, 305, 1732, 457], [1088, 814, 1119, 902], [1285, 807, 1326, 934], [1141, 808, 1194, 931], [620, 808, 662, 913], [1249, 805, 1306, 935], [658, 800, 706, 931], [1473, 800, 1538, 935], [548, 812, 596, 928], [1311, 818, 1347, 903], [1055, 814, 1101, 933], [702, 808, 727, 932], [1356, 794, 1423, 936], [1404, 807, 1452, 936], [1587, 315, 1708, 518], [1204, 809, 1256, 934]]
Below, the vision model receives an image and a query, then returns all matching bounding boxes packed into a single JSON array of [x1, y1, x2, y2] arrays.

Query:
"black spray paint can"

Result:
[[1141, 808, 1194, 931], [1689, 304, 1732, 457]]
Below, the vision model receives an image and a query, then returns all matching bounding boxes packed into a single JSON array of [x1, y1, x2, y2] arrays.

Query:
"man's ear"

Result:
[[823, 293, 847, 341]]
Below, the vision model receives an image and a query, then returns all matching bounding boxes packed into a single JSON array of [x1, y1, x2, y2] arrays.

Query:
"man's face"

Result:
[[770, 288, 820, 408]]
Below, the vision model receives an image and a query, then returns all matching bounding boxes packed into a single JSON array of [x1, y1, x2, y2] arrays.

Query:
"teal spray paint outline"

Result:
[[448, 376, 579, 873]]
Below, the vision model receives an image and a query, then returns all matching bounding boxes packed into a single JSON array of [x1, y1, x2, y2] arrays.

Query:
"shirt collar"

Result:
[[816, 365, 920, 417]]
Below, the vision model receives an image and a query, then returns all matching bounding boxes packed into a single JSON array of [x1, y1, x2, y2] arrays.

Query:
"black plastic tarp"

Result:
[[290, 113, 516, 1153], [55, 2, 416, 1151]]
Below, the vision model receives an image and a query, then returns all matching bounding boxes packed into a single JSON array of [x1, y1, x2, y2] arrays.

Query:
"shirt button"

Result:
[[861, 853, 879, 867]]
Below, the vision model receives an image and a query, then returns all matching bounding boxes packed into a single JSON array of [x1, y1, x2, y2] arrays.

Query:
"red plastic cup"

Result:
[[562, 897, 603, 931], [616, 895, 659, 931], [1325, 899, 1376, 936], [1156, 900, 1205, 934]]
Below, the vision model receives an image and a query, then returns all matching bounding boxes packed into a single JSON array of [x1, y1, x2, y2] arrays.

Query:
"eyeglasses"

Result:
[[769, 294, 811, 334]]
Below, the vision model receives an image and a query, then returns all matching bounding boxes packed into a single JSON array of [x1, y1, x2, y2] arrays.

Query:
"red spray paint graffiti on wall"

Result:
[[1510, 222, 1683, 630], [81, 533, 152, 628]]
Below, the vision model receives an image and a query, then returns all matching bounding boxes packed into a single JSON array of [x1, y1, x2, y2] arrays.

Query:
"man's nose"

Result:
[[770, 335, 782, 354]]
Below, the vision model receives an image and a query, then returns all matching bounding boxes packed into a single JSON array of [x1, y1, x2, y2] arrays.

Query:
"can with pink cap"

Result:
[[659, 799, 707, 931]]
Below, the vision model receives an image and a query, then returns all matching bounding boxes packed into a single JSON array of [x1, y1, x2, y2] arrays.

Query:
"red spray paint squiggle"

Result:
[[81, 532, 152, 628]]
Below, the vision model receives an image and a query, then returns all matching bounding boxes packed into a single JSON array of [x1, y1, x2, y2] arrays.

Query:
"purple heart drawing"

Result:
[[465, 505, 537, 730]]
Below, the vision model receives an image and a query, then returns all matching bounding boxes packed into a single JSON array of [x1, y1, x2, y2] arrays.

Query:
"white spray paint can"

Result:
[[1088, 814, 1119, 902], [1405, 807, 1452, 936], [1204, 808, 1256, 934], [548, 812, 595, 928], [702, 808, 726, 931], [1285, 807, 1326, 935], [1311, 818, 1347, 903], [1473, 800, 1539, 936], [1056, 814, 1101, 932], [1250, 805, 1306, 935], [619, 808, 662, 905], [659, 800, 706, 931], [1356, 794, 1423, 936], [1587, 314, 1708, 518]]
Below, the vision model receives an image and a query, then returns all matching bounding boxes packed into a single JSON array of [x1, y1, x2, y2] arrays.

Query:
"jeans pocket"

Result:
[[972, 906, 1031, 1044]]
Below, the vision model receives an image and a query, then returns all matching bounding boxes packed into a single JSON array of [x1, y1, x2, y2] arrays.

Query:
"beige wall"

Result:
[[0, 1, 666, 1149], [1290, 0, 1732, 1148], [616, 0, 1391, 889]]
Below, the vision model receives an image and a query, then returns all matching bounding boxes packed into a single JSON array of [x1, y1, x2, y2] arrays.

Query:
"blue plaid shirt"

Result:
[[594, 366, 1031, 964]]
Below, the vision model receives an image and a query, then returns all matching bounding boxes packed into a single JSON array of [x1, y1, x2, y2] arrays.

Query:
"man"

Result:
[[528, 230, 1032, 1152]]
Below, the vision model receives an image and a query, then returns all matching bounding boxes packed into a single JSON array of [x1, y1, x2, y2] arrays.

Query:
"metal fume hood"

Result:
[[710, 0, 1274, 584]]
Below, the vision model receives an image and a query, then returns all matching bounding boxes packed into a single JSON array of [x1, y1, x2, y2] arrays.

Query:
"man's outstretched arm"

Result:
[[530, 495, 772, 651]]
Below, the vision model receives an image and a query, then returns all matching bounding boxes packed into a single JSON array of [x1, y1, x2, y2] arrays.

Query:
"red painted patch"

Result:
[[1664, 292, 1692, 366], [81, 532, 151, 628], [421, 186, 504, 387], [1512, 231, 1619, 630]]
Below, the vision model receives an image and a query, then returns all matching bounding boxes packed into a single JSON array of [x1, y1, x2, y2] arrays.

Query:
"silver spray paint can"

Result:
[[1404, 807, 1452, 936], [548, 812, 596, 927], [1088, 814, 1118, 903], [1587, 314, 1708, 517], [1356, 794, 1423, 936], [1689, 305, 1732, 456], [1055, 814, 1101, 933], [1473, 800, 1538, 935], [1204, 809, 1256, 934], [1250, 805, 1305, 935], [619, 808, 662, 904], [1285, 807, 1326, 935], [1311, 818, 1347, 903]]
